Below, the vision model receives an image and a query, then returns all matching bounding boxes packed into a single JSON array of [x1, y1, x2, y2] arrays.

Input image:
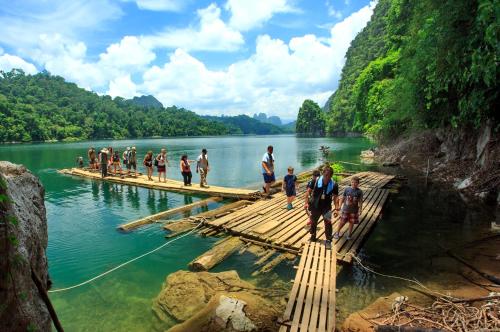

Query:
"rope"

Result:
[[351, 255, 456, 300], [48, 220, 204, 293]]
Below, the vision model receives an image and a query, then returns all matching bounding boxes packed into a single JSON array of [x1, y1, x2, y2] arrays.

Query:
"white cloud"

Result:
[[225, 0, 298, 31], [0, 54, 37, 75], [0, 1, 122, 52], [124, 0, 186, 12], [99, 36, 156, 69], [326, 0, 343, 19], [107, 75, 138, 98], [142, 3, 244, 52], [138, 2, 375, 119]]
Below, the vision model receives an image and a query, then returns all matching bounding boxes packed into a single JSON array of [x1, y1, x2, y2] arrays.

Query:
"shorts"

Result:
[[157, 165, 166, 172], [310, 209, 333, 224], [90, 158, 96, 164], [341, 212, 359, 224], [263, 172, 275, 184], [127, 162, 136, 170], [285, 188, 296, 197]]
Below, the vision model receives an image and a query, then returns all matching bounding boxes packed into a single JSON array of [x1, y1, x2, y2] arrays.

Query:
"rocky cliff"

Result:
[[0, 161, 51, 331]]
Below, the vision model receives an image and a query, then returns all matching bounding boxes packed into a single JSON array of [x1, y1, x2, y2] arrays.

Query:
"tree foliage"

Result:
[[296, 99, 325, 135], [0, 71, 285, 142], [322, 0, 498, 139]]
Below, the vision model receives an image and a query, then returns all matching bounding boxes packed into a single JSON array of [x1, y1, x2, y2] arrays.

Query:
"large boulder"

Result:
[[153, 270, 282, 331], [0, 161, 51, 331]]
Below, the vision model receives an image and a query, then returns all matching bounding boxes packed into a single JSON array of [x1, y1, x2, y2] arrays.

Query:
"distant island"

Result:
[[0, 70, 293, 143]]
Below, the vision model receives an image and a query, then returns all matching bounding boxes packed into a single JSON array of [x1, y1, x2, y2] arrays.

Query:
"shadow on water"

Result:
[[335, 167, 496, 322]]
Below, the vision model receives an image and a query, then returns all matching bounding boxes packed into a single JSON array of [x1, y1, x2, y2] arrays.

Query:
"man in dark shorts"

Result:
[[334, 176, 363, 240], [304, 166, 339, 248], [261, 145, 275, 195]]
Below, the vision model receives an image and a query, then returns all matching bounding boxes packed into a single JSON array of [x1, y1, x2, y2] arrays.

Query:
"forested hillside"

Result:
[[304, 0, 498, 139], [202, 115, 286, 135], [0, 70, 233, 142]]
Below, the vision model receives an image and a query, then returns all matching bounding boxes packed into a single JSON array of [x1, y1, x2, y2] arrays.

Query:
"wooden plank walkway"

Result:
[[279, 241, 336, 332], [58, 168, 260, 199], [198, 171, 394, 263]]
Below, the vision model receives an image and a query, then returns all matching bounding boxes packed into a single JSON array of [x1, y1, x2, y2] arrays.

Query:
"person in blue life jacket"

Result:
[[261, 145, 275, 196], [304, 166, 339, 249], [282, 166, 298, 210]]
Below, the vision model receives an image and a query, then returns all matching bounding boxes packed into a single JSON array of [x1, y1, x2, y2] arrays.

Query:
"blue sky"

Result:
[[0, 0, 375, 121]]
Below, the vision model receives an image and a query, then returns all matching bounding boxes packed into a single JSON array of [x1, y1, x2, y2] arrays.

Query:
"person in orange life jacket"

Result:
[[304, 166, 339, 248], [303, 169, 321, 231], [334, 176, 363, 240], [180, 154, 194, 186]]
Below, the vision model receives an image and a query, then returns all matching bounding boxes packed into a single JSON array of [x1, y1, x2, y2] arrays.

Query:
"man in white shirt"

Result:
[[261, 145, 275, 195], [196, 148, 210, 188]]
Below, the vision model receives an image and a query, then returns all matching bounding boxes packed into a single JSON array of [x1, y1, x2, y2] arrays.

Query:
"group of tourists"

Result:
[[261, 145, 363, 249], [84, 146, 210, 187]]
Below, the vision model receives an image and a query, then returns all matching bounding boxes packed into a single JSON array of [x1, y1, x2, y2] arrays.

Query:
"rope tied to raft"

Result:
[[48, 220, 204, 293], [351, 254, 456, 300]]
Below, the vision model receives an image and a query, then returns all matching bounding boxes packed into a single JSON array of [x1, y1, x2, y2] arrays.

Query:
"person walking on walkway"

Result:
[[180, 154, 193, 186], [156, 148, 169, 183], [99, 148, 109, 178], [334, 176, 363, 240], [196, 148, 210, 188], [262, 145, 275, 195], [143, 150, 154, 181], [304, 166, 339, 249], [122, 147, 130, 175], [128, 146, 138, 177]]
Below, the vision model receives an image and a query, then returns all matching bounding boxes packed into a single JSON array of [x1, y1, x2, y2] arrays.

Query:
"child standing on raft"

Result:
[[282, 166, 298, 210]]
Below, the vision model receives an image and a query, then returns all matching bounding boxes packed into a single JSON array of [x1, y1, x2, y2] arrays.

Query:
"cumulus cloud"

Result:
[[225, 0, 298, 31], [99, 36, 156, 69], [123, 0, 186, 12], [107, 75, 138, 98], [142, 3, 244, 52], [0, 54, 38, 75]]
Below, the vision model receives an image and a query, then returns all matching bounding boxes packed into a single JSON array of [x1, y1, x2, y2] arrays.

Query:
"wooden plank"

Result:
[[309, 243, 325, 331], [328, 244, 336, 331], [299, 242, 320, 331], [252, 220, 281, 234], [318, 243, 331, 332], [290, 242, 317, 332], [118, 197, 222, 230], [281, 243, 310, 322]]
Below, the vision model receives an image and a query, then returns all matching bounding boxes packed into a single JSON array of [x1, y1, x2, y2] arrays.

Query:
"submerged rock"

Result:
[[153, 270, 281, 331], [0, 161, 51, 331]]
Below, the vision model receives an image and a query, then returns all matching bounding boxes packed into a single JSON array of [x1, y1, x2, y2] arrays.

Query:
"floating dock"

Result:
[[58, 168, 260, 200]]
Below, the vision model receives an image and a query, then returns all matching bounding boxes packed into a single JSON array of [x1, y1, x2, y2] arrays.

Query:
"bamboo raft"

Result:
[[195, 171, 395, 264], [279, 241, 336, 332], [58, 168, 260, 199]]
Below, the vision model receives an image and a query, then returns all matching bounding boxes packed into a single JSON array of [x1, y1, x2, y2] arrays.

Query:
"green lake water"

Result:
[[0, 135, 495, 331]]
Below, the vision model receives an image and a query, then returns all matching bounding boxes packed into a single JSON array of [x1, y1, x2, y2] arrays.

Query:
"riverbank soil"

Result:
[[375, 123, 500, 204], [342, 235, 500, 331]]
